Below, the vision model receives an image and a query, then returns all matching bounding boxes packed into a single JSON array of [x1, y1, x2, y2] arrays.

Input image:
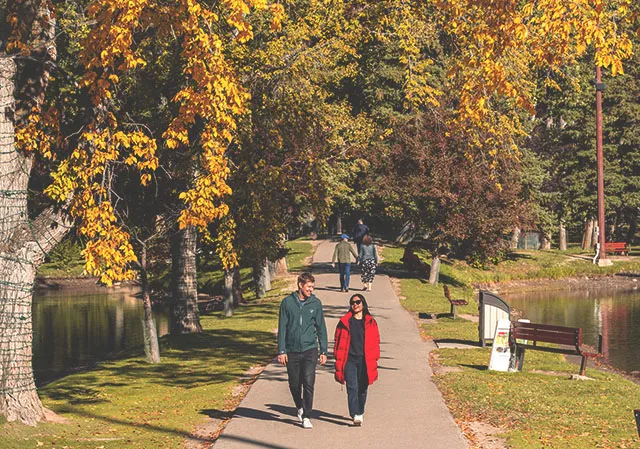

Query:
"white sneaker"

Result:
[[302, 417, 313, 429], [297, 408, 304, 422], [353, 414, 363, 426]]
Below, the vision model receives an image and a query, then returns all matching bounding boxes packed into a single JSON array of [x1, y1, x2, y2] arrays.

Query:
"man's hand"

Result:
[[319, 354, 327, 365], [331, 263, 335, 268], [277, 353, 288, 366]]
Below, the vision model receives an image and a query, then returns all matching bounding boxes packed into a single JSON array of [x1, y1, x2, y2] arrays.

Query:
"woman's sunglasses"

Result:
[[350, 300, 362, 306]]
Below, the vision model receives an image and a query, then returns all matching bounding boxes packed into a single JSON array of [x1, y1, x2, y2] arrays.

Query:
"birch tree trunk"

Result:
[[428, 255, 440, 285], [510, 227, 520, 249], [170, 226, 202, 333], [223, 268, 234, 317], [336, 215, 342, 235], [559, 222, 567, 251], [582, 218, 594, 250]]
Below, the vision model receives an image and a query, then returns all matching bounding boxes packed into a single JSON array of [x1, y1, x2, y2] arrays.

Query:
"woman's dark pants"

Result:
[[344, 357, 368, 417], [286, 348, 317, 419]]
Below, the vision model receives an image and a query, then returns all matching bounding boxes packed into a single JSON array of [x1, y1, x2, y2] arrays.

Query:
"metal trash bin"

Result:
[[478, 290, 511, 347]]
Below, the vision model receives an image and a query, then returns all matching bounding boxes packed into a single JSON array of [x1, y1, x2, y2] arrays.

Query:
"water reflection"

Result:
[[33, 286, 170, 385], [505, 286, 640, 373]]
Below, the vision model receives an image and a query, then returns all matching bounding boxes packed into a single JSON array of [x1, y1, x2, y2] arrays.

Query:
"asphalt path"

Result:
[[214, 239, 468, 449]]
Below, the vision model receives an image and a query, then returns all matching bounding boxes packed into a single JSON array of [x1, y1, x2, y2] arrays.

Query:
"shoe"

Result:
[[297, 408, 303, 422], [302, 417, 313, 429], [345, 288, 349, 292], [363, 286, 367, 291], [353, 414, 363, 426]]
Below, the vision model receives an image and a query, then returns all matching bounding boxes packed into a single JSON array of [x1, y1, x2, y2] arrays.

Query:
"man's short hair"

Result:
[[298, 272, 315, 286]]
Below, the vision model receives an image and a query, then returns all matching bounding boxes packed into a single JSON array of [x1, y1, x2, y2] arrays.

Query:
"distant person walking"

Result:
[[333, 294, 380, 426], [277, 272, 328, 429], [358, 234, 378, 291], [332, 234, 359, 292], [351, 219, 369, 252]]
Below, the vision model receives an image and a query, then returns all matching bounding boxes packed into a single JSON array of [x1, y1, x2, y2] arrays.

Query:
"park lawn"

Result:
[[285, 238, 314, 272], [0, 283, 284, 449], [381, 243, 640, 448]]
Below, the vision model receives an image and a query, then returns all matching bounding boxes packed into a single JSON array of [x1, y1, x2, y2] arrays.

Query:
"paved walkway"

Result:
[[214, 240, 468, 449]]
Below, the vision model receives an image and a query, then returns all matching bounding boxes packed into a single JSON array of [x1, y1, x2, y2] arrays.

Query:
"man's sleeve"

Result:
[[332, 245, 338, 263], [277, 299, 288, 354], [317, 304, 329, 355], [350, 245, 358, 260]]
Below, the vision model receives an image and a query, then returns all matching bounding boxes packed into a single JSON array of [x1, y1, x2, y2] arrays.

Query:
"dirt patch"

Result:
[[184, 364, 268, 449], [460, 421, 508, 449], [43, 407, 71, 425]]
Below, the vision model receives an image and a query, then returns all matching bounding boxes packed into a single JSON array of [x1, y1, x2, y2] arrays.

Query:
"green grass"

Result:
[[37, 261, 87, 278], [285, 239, 314, 272], [1, 282, 285, 449], [382, 242, 640, 448]]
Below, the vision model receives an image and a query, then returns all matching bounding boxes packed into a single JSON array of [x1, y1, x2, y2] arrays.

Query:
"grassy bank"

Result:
[[381, 244, 640, 448], [3, 238, 317, 448], [2, 282, 284, 449]]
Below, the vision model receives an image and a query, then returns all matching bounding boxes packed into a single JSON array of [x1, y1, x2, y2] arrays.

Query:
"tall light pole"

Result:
[[595, 65, 612, 266]]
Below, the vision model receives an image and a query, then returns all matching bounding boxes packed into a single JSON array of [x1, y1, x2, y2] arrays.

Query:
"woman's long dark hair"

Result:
[[349, 293, 371, 316]]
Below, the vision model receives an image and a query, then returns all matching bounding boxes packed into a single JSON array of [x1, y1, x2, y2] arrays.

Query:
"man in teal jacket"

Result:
[[277, 272, 328, 429]]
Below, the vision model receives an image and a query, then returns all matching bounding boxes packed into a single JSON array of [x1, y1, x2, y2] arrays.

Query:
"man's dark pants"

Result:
[[286, 348, 318, 419]]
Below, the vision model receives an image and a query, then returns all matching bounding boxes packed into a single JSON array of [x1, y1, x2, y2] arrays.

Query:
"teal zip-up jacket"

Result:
[[277, 293, 328, 355]]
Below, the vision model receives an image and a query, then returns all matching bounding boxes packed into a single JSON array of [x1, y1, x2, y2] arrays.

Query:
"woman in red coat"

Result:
[[333, 293, 380, 426]]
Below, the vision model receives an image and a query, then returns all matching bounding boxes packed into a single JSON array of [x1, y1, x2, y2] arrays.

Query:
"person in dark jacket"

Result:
[[333, 293, 380, 426], [351, 219, 370, 253], [277, 272, 328, 429]]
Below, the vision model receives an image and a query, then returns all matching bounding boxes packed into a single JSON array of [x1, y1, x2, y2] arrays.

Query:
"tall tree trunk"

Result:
[[336, 214, 342, 234], [540, 232, 551, 250], [428, 254, 440, 285], [170, 226, 202, 333], [583, 218, 594, 250], [510, 226, 520, 249], [223, 268, 234, 317], [231, 265, 244, 306], [254, 260, 268, 298], [264, 258, 272, 292], [1, 18, 71, 424], [627, 214, 637, 245], [139, 246, 160, 363], [559, 222, 567, 251]]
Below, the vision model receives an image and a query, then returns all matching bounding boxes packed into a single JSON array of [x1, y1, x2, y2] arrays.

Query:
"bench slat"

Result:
[[513, 331, 579, 347], [512, 322, 579, 333]]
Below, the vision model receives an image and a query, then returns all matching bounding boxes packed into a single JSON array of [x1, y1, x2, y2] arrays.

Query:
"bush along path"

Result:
[[213, 239, 468, 449], [381, 244, 640, 448]]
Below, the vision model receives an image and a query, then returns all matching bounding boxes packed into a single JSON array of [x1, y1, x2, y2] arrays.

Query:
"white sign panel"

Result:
[[488, 319, 511, 372]]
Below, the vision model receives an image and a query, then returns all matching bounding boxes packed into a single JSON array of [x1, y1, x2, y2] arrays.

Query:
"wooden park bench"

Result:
[[604, 242, 630, 256], [509, 321, 588, 376], [443, 285, 468, 319]]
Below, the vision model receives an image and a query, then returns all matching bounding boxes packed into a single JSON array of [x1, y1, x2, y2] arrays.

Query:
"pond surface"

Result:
[[504, 285, 640, 374], [33, 286, 170, 385]]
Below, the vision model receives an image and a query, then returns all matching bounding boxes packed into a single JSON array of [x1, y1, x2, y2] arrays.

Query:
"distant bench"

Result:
[[604, 242, 630, 256], [443, 285, 468, 319], [509, 321, 588, 376]]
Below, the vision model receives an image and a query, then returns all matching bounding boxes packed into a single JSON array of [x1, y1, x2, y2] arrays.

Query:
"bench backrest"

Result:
[[511, 321, 582, 349], [604, 242, 628, 250], [443, 284, 451, 300]]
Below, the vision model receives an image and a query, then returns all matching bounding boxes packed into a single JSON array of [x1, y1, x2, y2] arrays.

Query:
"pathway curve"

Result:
[[214, 240, 468, 449]]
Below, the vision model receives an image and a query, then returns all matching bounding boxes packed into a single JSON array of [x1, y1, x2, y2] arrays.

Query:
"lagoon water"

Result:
[[32, 286, 170, 385], [505, 285, 640, 374]]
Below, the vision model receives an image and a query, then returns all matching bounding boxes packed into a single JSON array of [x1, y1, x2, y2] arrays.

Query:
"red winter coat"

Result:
[[333, 312, 380, 385]]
